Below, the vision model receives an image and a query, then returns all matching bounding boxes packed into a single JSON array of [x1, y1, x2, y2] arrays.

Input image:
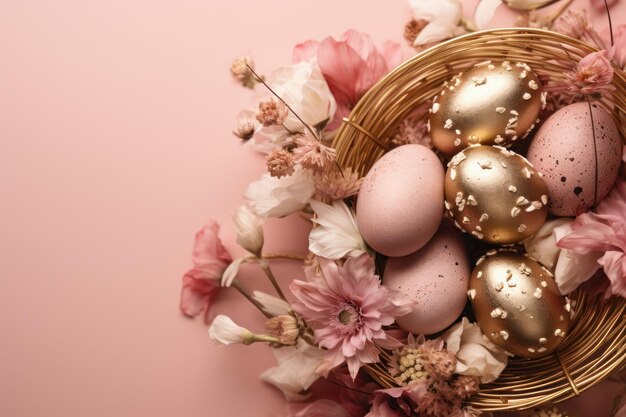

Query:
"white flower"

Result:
[[244, 166, 315, 218], [233, 205, 264, 256], [260, 339, 325, 401], [443, 317, 508, 383], [409, 0, 465, 46], [269, 61, 336, 132], [253, 290, 291, 316], [208, 314, 253, 345], [524, 219, 601, 295], [221, 257, 247, 287], [308, 199, 368, 260], [473, 0, 503, 30]]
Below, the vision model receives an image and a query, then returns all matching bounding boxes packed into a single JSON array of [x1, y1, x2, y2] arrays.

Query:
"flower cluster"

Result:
[[178, 1, 625, 417]]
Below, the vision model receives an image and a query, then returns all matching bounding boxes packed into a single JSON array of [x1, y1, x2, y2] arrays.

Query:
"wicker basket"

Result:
[[332, 28, 626, 412]]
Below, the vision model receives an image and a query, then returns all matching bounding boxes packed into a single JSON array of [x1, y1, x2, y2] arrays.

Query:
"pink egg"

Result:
[[384, 223, 469, 335], [527, 102, 622, 216], [356, 144, 444, 257]]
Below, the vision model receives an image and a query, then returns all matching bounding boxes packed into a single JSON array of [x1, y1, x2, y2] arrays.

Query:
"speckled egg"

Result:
[[384, 223, 470, 335], [429, 60, 545, 157], [356, 144, 444, 257], [469, 250, 572, 358], [444, 145, 549, 244], [527, 102, 622, 216]]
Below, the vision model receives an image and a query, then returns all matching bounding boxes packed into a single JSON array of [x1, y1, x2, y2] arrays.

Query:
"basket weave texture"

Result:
[[332, 28, 626, 412]]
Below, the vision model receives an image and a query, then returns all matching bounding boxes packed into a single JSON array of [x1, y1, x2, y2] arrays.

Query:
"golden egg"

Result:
[[429, 60, 545, 157], [468, 250, 572, 358], [444, 145, 549, 244]]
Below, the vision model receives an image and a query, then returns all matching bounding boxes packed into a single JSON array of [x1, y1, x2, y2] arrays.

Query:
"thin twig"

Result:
[[262, 253, 307, 261], [604, 0, 614, 47], [246, 64, 321, 141], [586, 97, 599, 207], [259, 259, 287, 300], [231, 280, 272, 319]]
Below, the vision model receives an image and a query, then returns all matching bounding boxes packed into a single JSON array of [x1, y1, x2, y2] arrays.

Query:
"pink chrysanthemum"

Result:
[[293, 133, 336, 172], [313, 166, 363, 202], [290, 254, 416, 380], [560, 50, 615, 96]]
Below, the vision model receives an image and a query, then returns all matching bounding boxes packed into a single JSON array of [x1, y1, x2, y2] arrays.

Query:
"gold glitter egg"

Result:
[[444, 145, 549, 244], [429, 60, 545, 157], [468, 250, 572, 358]]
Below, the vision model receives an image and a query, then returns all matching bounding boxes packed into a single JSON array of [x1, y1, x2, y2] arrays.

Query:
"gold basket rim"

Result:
[[332, 27, 626, 411]]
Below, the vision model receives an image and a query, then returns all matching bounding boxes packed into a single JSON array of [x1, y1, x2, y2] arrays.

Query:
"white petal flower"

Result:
[[410, 0, 464, 46], [244, 166, 315, 218], [208, 314, 253, 345], [233, 205, 264, 256], [524, 218, 572, 271], [473, 0, 503, 30], [253, 291, 291, 316], [221, 257, 247, 287], [553, 222, 602, 295], [308, 199, 368, 260], [443, 317, 508, 383], [260, 339, 325, 401]]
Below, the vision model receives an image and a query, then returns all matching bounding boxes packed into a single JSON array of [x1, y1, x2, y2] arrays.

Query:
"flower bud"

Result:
[[265, 314, 300, 345]]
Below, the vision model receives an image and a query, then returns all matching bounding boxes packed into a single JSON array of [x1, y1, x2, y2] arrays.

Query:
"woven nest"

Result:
[[332, 28, 626, 412]]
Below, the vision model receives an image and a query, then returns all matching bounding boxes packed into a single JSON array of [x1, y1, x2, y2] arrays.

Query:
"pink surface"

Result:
[[1, 1, 624, 416]]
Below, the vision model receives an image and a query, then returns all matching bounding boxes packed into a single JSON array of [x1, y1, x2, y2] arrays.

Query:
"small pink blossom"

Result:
[[558, 179, 626, 299], [554, 10, 603, 47], [266, 148, 295, 178], [313, 166, 363, 203], [293, 30, 402, 129], [290, 254, 415, 380], [561, 50, 615, 96], [179, 222, 233, 322], [293, 133, 336, 172]]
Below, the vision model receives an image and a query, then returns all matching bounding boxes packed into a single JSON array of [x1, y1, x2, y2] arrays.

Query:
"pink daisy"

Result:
[[290, 254, 416, 380]]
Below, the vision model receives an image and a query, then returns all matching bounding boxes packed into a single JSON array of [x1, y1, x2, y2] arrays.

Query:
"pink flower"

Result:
[[179, 222, 232, 322], [293, 30, 402, 129], [290, 254, 416, 380], [558, 179, 626, 298], [561, 50, 615, 96], [366, 383, 428, 417]]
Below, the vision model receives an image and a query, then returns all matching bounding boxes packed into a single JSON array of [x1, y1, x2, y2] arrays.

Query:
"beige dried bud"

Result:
[[266, 148, 295, 178], [232, 110, 257, 140], [256, 98, 289, 127], [265, 314, 299, 345], [404, 19, 428, 45], [230, 55, 257, 89]]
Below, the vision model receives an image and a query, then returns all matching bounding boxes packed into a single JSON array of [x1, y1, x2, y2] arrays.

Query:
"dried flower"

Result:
[[450, 375, 480, 399], [424, 350, 457, 381], [404, 19, 429, 45], [233, 204, 264, 257], [389, 334, 441, 385], [179, 222, 232, 322], [266, 148, 296, 178], [528, 406, 570, 417], [390, 113, 431, 148], [553, 10, 604, 47], [313, 166, 363, 203], [230, 55, 257, 89], [256, 97, 289, 127], [265, 314, 300, 345], [208, 314, 254, 345], [516, 10, 551, 29], [261, 340, 326, 402], [293, 133, 336, 172], [308, 199, 369, 260], [244, 166, 315, 218], [232, 109, 258, 140], [559, 51, 615, 97], [290, 254, 416, 379]]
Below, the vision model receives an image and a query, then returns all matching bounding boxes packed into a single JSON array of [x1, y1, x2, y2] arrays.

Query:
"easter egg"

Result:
[[429, 60, 545, 157], [527, 102, 622, 216], [468, 250, 572, 358], [384, 223, 470, 335], [444, 145, 549, 244], [356, 144, 444, 257]]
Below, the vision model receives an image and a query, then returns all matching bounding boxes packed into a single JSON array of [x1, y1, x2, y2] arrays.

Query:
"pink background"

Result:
[[1, 1, 624, 416]]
